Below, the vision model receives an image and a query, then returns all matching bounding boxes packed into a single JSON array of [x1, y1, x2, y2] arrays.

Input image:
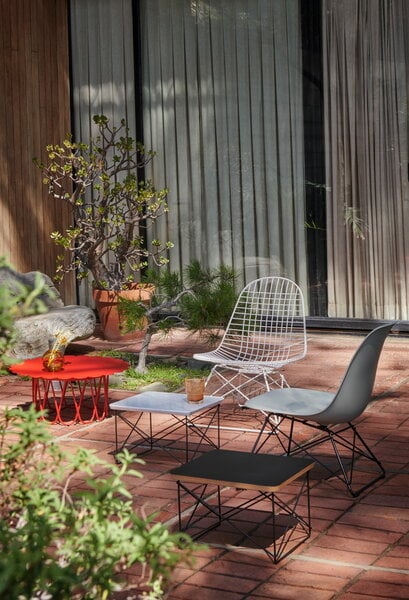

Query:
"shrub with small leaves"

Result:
[[0, 406, 197, 599]]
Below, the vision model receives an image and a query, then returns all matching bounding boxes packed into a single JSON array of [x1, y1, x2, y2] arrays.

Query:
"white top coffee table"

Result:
[[110, 391, 223, 462]]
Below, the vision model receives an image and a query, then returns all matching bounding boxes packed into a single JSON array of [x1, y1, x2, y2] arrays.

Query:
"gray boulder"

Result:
[[1, 266, 96, 360]]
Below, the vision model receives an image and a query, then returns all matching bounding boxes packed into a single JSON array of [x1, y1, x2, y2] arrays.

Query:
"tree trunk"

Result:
[[136, 328, 153, 373]]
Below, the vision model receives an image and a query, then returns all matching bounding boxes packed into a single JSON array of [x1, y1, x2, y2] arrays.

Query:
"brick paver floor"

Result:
[[1, 326, 408, 599]]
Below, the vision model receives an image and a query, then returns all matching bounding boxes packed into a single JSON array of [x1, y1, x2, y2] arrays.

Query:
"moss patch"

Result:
[[97, 350, 210, 392]]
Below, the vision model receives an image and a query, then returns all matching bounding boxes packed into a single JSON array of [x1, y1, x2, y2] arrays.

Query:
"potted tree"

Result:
[[35, 115, 173, 341]]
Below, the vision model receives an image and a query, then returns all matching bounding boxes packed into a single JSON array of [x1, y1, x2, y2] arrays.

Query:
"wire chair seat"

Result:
[[196, 343, 305, 371]]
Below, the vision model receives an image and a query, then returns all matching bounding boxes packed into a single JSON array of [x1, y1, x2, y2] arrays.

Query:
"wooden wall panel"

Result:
[[0, 0, 75, 303]]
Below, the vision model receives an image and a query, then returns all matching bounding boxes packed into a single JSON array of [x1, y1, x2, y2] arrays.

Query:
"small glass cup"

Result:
[[185, 377, 205, 403]]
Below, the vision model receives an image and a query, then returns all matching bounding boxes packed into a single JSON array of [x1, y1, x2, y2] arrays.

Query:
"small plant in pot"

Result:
[[34, 114, 173, 341]]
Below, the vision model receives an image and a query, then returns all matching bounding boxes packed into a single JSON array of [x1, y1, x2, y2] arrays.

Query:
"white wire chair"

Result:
[[193, 277, 307, 410]]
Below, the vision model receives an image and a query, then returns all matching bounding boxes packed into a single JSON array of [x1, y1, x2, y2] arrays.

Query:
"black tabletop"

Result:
[[170, 449, 314, 492]]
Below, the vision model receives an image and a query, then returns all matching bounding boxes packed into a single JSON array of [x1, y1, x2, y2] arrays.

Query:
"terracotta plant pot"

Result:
[[93, 284, 155, 342]]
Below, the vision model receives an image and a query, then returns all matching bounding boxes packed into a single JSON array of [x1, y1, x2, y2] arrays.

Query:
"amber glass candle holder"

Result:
[[185, 378, 205, 403]]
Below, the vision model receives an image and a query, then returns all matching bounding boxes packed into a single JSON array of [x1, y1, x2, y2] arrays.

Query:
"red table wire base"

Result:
[[10, 356, 129, 425]]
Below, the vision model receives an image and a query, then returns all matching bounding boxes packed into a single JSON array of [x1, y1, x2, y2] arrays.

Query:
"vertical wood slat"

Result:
[[0, 2, 12, 260], [0, 0, 75, 303]]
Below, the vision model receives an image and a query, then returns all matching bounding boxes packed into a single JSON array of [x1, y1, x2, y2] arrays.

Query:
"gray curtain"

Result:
[[140, 0, 308, 294], [70, 0, 135, 304], [323, 0, 409, 319], [69, 0, 307, 304], [70, 0, 135, 137]]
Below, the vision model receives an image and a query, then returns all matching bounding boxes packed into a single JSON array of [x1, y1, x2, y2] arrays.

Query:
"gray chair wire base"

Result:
[[252, 415, 385, 497]]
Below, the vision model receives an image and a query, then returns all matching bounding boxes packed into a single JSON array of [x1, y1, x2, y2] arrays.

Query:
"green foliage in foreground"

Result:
[[0, 406, 198, 599]]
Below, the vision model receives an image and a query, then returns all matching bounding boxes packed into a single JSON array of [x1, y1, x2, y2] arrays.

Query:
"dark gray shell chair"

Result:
[[245, 323, 395, 496]]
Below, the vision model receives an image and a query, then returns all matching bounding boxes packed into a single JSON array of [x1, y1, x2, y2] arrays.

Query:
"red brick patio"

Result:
[[1, 327, 408, 599]]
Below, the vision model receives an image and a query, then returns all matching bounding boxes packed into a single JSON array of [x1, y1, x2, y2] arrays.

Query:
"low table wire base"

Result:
[[114, 403, 221, 462], [170, 450, 314, 563], [33, 376, 109, 425], [176, 475, 311, 563]]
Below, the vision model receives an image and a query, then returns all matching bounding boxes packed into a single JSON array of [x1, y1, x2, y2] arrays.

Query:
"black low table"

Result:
[[170, 449, 314, 563]]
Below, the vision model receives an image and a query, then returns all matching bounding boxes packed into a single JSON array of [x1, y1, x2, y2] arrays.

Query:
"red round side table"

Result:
[[10, 355, 129, 425]]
